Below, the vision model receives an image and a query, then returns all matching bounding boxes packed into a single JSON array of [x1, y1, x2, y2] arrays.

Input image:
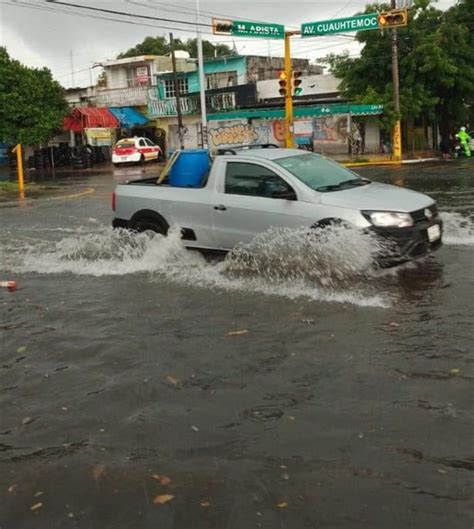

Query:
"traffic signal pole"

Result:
[[284, 32, 296, 149], [390, 0, 402, 160]]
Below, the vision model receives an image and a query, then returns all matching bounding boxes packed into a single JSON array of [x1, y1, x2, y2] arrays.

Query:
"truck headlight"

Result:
[[363, 211, 414, 228]]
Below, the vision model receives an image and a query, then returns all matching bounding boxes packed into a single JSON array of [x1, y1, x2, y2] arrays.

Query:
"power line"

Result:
[[45, 0, 213, 28]]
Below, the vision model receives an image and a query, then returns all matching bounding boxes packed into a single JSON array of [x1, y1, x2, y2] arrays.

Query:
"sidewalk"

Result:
[[329, 150, 441, 167]]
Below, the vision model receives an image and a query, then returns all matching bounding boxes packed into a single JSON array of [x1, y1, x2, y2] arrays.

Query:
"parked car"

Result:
[[112, 146, 442, 266], [112, 137, 162, 166]]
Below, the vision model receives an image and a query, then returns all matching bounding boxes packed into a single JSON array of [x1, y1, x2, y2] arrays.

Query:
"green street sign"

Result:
[[212, 18, 284, 39], [232, 20, 285, 39], [301, 13, 379, 37]]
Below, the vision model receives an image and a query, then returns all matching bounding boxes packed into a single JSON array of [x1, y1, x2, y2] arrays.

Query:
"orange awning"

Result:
[[64, 107, 119, 132]]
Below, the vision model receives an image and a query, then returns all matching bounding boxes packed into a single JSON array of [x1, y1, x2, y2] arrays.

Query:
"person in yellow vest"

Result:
[[455, 127, 471, 157]]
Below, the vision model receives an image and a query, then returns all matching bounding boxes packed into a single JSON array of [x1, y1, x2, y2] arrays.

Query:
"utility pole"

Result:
[[169, 32, 185, 150], [284, 32, 295, 149], [196, 0, 208, 148], [70, 49, 75, 87], [390, 0, 402, 159]]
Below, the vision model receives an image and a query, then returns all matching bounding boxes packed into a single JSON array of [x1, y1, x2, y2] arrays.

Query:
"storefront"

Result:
[[206, 104, 384, 155], [63, 107, 119, 147]]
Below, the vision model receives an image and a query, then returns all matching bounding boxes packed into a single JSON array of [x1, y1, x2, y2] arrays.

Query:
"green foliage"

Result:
[[0, 47, 68, 145], [324, 0, 474, 136], [118, 35, 237, 59]]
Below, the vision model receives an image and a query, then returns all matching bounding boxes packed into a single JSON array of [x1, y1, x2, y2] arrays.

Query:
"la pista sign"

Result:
[[301, 13, 379, 37]]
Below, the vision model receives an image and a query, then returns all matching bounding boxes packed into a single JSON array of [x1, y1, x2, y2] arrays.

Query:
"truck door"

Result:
[[212, 161, 308, 250]]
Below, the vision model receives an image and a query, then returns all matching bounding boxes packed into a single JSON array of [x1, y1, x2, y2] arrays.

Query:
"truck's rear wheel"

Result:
[[131, 212, 169, 236]]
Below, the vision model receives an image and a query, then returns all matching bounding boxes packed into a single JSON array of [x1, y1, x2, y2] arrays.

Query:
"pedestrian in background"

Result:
[[455, 126, 471, 157]]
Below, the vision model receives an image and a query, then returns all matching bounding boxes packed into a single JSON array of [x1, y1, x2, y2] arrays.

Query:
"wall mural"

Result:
[[207, 116, 353, 152], [313, 116, 349, 144], [210, 123, 260, 147]]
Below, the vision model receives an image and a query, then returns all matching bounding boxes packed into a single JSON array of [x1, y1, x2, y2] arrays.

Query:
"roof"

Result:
[[208, 103, 384, 121], [63, 107, 119, 132], [109, 107, 148, 128], [100, 55, 159, 67], [220, 147, 306, 161]]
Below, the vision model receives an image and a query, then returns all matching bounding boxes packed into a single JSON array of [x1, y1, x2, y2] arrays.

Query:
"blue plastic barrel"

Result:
[[169, 149, 210, 188]]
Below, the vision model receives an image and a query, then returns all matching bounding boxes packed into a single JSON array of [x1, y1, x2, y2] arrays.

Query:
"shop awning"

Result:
[[109, 107, 149, 128], [63, 107, 119, 132], [207, 104, 384, 122]]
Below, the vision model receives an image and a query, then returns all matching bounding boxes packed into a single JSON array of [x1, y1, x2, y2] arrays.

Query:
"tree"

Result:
[[118, 36, 169, 58], [0, 47, 68, 145], [118, 35, 236, 59], [324, 0, 474, 140]]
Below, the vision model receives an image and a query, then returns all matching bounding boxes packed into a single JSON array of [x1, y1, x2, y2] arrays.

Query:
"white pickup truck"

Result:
[[112, 146, 442, 265]]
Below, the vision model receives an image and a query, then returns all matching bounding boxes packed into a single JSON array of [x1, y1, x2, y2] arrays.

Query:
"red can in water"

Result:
[[0, 281, 17, 292]]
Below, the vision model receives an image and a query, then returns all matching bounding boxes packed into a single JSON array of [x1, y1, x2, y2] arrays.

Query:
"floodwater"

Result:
[[0, 160, 473, 529]]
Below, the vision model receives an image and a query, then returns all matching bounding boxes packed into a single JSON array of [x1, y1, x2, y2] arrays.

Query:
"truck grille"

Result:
[[411, 204, 438, 224]]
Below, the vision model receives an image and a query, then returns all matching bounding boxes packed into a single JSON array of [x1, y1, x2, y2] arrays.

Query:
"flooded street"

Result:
[[1, 161, 473, 529]]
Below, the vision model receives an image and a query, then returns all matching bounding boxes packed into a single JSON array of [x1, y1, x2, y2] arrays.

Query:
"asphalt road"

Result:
[[1, 160, 473, 529]]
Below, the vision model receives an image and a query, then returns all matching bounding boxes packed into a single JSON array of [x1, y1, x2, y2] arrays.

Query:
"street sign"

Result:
[[212, 18, 284, 39], [301, 13, 379, 37]]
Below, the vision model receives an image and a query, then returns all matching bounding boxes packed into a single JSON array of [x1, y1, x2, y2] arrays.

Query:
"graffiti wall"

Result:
[[312, 116, 349, 153], [208, 120, 281, 149], [207, 116, 353, 153]]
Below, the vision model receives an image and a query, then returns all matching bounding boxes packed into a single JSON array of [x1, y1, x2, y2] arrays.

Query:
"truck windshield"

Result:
[[275, 153, 368, 192]]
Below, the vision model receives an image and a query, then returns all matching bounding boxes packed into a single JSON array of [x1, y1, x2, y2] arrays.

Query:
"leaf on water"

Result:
[[450, 368, 460, 375], [34, 491, 44, 497], [166, 376, 179, 386], [226, 329, 249, 336], [277, 501, 288, 508], [17, 346, 27, 353], [288, 416, 295, 421], [200, 501, 211, 507], [153, 494, 175, 505], [30, 502, 43, 511], [437, 469, 447, 474], [152, 474, 171, 485], [93, 464, 106, 480], [389, 322, 400, 327], [8, 484, 17, 493]]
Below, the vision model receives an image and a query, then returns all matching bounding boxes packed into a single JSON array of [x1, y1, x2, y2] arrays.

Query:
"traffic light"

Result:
[[377, 8, 408, 29], [278, 71, 288, 97], [292, 71, 303, 96]]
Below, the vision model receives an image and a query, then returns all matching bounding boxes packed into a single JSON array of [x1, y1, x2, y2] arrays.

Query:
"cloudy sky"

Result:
[[1, 0, 456, 88]]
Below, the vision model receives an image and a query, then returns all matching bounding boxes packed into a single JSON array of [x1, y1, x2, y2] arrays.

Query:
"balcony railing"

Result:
[[148, 92, 238, 117], [148, 96, 199, 118], [93, 86, 149, 107]]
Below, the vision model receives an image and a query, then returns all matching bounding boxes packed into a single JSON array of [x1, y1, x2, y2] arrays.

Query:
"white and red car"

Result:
[[112, 137, 162, 166]]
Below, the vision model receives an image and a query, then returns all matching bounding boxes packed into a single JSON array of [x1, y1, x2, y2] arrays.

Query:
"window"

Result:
[[275, 153, 361, 192], [164, 78, 189, 98], [206, 71, 238, 90], [225, 162, 294, 198], [116, 140, 135, 148], [145, 139, 155, 146], [139, 139, 146, 147]]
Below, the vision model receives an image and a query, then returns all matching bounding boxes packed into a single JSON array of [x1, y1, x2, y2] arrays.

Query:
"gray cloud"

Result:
[[1, 0, 455, 87]]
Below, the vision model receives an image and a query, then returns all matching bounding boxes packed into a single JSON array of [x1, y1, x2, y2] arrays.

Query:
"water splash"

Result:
[[223, 226, 381, 288], [0, 225, 388, 307], [441, 212, 474, 246]]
